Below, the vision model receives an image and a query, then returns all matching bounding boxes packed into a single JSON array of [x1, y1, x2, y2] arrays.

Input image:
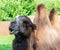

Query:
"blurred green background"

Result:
[[0, 36, 14, 50], [0, 0, 60, 21]]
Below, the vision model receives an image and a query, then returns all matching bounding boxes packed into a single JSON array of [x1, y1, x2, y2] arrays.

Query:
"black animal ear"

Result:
[[31, 24, 36, 31], [23, 20, 36, 30]]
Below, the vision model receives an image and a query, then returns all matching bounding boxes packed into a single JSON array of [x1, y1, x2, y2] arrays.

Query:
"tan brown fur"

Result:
[[33, 4, 60, 50], [27, 32, 35, 50], [49, 8, 60, 33], [49, 8, 58, 26]]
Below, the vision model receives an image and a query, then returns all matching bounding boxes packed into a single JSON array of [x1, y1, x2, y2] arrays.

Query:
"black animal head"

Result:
[[9, 15, 36, 38]]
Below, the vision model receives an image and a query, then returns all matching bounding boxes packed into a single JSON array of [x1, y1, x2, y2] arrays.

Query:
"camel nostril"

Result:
[[9, 27, 13, 32]]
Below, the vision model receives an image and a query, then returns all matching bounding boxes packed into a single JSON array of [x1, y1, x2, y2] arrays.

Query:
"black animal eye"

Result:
[[23, 21, 27, 27], [23, 21, 28, 24], [23, 23, 27, 28]]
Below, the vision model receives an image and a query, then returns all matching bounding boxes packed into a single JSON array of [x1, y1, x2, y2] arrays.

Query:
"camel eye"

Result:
[[23, 23, 26, 27], [23, 21, 28, 27]]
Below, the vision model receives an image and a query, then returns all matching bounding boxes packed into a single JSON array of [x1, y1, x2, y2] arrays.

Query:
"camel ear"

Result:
[[31, 24, 36, 31], [49, 8, 58, 24]]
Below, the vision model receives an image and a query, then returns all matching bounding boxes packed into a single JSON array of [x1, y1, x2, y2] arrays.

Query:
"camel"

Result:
[[33, 4, 60, 50]]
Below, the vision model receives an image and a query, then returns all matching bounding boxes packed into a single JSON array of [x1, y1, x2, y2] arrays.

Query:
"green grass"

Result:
[[0, 0, 60, 21], [0, 35, 14, 50]]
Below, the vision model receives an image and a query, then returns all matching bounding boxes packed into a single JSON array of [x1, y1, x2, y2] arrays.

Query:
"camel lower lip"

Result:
[[10, 31, 19, 34]]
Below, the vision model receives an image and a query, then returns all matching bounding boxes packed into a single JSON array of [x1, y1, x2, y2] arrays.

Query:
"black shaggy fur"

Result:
[[9, 15, 36, 50]]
